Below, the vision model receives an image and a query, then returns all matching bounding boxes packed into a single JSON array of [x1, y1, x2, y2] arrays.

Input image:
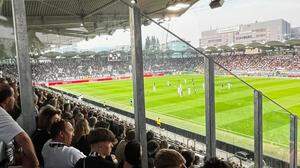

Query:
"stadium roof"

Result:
[[1, 0, 198, 46]]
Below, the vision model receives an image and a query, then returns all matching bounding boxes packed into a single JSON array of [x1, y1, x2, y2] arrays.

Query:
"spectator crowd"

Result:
[[1, 54, 299, 83], [1, 53, 297, 167], [0, 75, 241, 168]]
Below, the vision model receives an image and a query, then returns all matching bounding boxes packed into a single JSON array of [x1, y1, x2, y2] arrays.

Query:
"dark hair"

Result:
[[95, 120, 110, 129], [124, 141, 141, 166], [154, 149, 186, 168], [0, 83, 13, 103], [181, 150, 195, 167], [87, 128, 116, 145], [194, 155, 200, 165], [147, 140, 160, 157], [202, 157, 233, 168], [125, 129, 136, 141], [50, 119, 68, 138], [88, 116, 97, 128], [38, 105, 61, 130], [0, 78, 8, 84], [146, 131, 155, 142], [160, 139, 168, 149]]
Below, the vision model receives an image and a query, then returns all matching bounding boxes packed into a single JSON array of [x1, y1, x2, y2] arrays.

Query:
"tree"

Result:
[[265, 41, 286, 51], [155, 38, 160, 51], [150, 36, 156, 50], [205, 46, 218, 54], [247, 42, 265, 49], [218, 45, 232, 52], [232, 44, 246, 52], [0, 44, 8, 60], [145, 36, 151, 51], [43, 51, 63, 59], [286, 39, 300, 47]]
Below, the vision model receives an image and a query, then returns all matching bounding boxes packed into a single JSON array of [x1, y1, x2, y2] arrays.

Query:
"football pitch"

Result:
[[54, 74, 300, 159]]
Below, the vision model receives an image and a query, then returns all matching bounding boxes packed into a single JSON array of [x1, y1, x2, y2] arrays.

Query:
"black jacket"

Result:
[[74, 156, 116, 168]]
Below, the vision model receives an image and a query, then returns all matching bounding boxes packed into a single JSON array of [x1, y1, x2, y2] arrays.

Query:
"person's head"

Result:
[[49, 98, 58, 108], [0, 78, 8, 84], [81, 109, 88, 119], [147, 140, 160, 158], [88, 116, 97, 129], [160, 140, 168, 149], [154, 149, 186, 168], [125, 129, 136, 141], [88, 128, 117, 158], [74, 112, 84, 125], [73, 118, 90, 143], [0, 83, 15, 113], [124, 141, 141, 166], [63, 103, 71, 113], [193, 155, 201, 165], [50, 119, 74, 146], [95, 120, 110, 129], [147, 131, 155, 142], [202, 157, 232, 168], [181, 150, 195, 168], [38, 105, 61, 130], [62, 111, 75, 126], [33, 92, 38, 106]]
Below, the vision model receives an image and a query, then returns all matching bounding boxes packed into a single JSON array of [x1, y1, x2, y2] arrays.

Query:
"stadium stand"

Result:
[[0, 72, 248, 168], [0, 52, 300, 167], [1, 49, 300, 168], [0, 53, 299, 84]]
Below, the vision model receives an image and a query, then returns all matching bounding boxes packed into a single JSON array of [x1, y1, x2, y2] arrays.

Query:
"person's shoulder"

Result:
[[76, 156, 116, 168], [65, 146, 83, 154], [65, 146, 86, 158], [97, 157, 116, 168], [42, 139, 51, 149]]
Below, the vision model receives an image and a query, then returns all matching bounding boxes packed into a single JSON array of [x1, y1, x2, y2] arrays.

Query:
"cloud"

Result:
[[75, 0, 300, 49]]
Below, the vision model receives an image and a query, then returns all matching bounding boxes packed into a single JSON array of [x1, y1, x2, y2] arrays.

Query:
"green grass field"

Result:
[[54, 74, 300, 160]]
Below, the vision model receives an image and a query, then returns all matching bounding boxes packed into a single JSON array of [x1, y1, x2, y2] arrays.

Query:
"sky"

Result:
[[2, 0, 299, 51], [76, 0, 300, 50]]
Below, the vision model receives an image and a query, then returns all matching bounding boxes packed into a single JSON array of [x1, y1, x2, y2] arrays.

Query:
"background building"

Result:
[[291, 27, 300, 39], [161, 40, 190, 58], [199, 19, 292, 48]]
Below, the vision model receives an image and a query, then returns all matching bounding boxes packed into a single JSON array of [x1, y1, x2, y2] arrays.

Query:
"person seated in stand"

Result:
[[181, 150, 195, 168], [154, 149, 186, 168], [72, 118, 91, 155], [31, 105, 61, 166], [74, 128, 118, 168], [42, 119, 85, 168], [201, 157, 233, 168], [118, 140, 141, 168], [115, 129, 135, 162], [0, 83, 39, 168]]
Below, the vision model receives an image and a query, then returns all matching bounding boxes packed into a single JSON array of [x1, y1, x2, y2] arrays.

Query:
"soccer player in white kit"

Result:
[[178, 85, 183, 97], [187, 87, 191, 96], [153, 82, 157, 92]]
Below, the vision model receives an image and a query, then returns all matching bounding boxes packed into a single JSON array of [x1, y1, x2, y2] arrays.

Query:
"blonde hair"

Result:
[[73, 118, 90, 144]]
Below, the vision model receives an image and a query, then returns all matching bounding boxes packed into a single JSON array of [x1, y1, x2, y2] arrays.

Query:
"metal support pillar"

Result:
[[254, 90, 263, 168], [290, 115, 297, 168], [204, 56, 216, 159], [11, 0, 35, 134], [129, 5, 148, 168]]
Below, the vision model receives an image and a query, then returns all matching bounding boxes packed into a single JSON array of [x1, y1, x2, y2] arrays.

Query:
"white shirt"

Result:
[[0, 106, 24, 144], [42, 139, 86, 168]]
